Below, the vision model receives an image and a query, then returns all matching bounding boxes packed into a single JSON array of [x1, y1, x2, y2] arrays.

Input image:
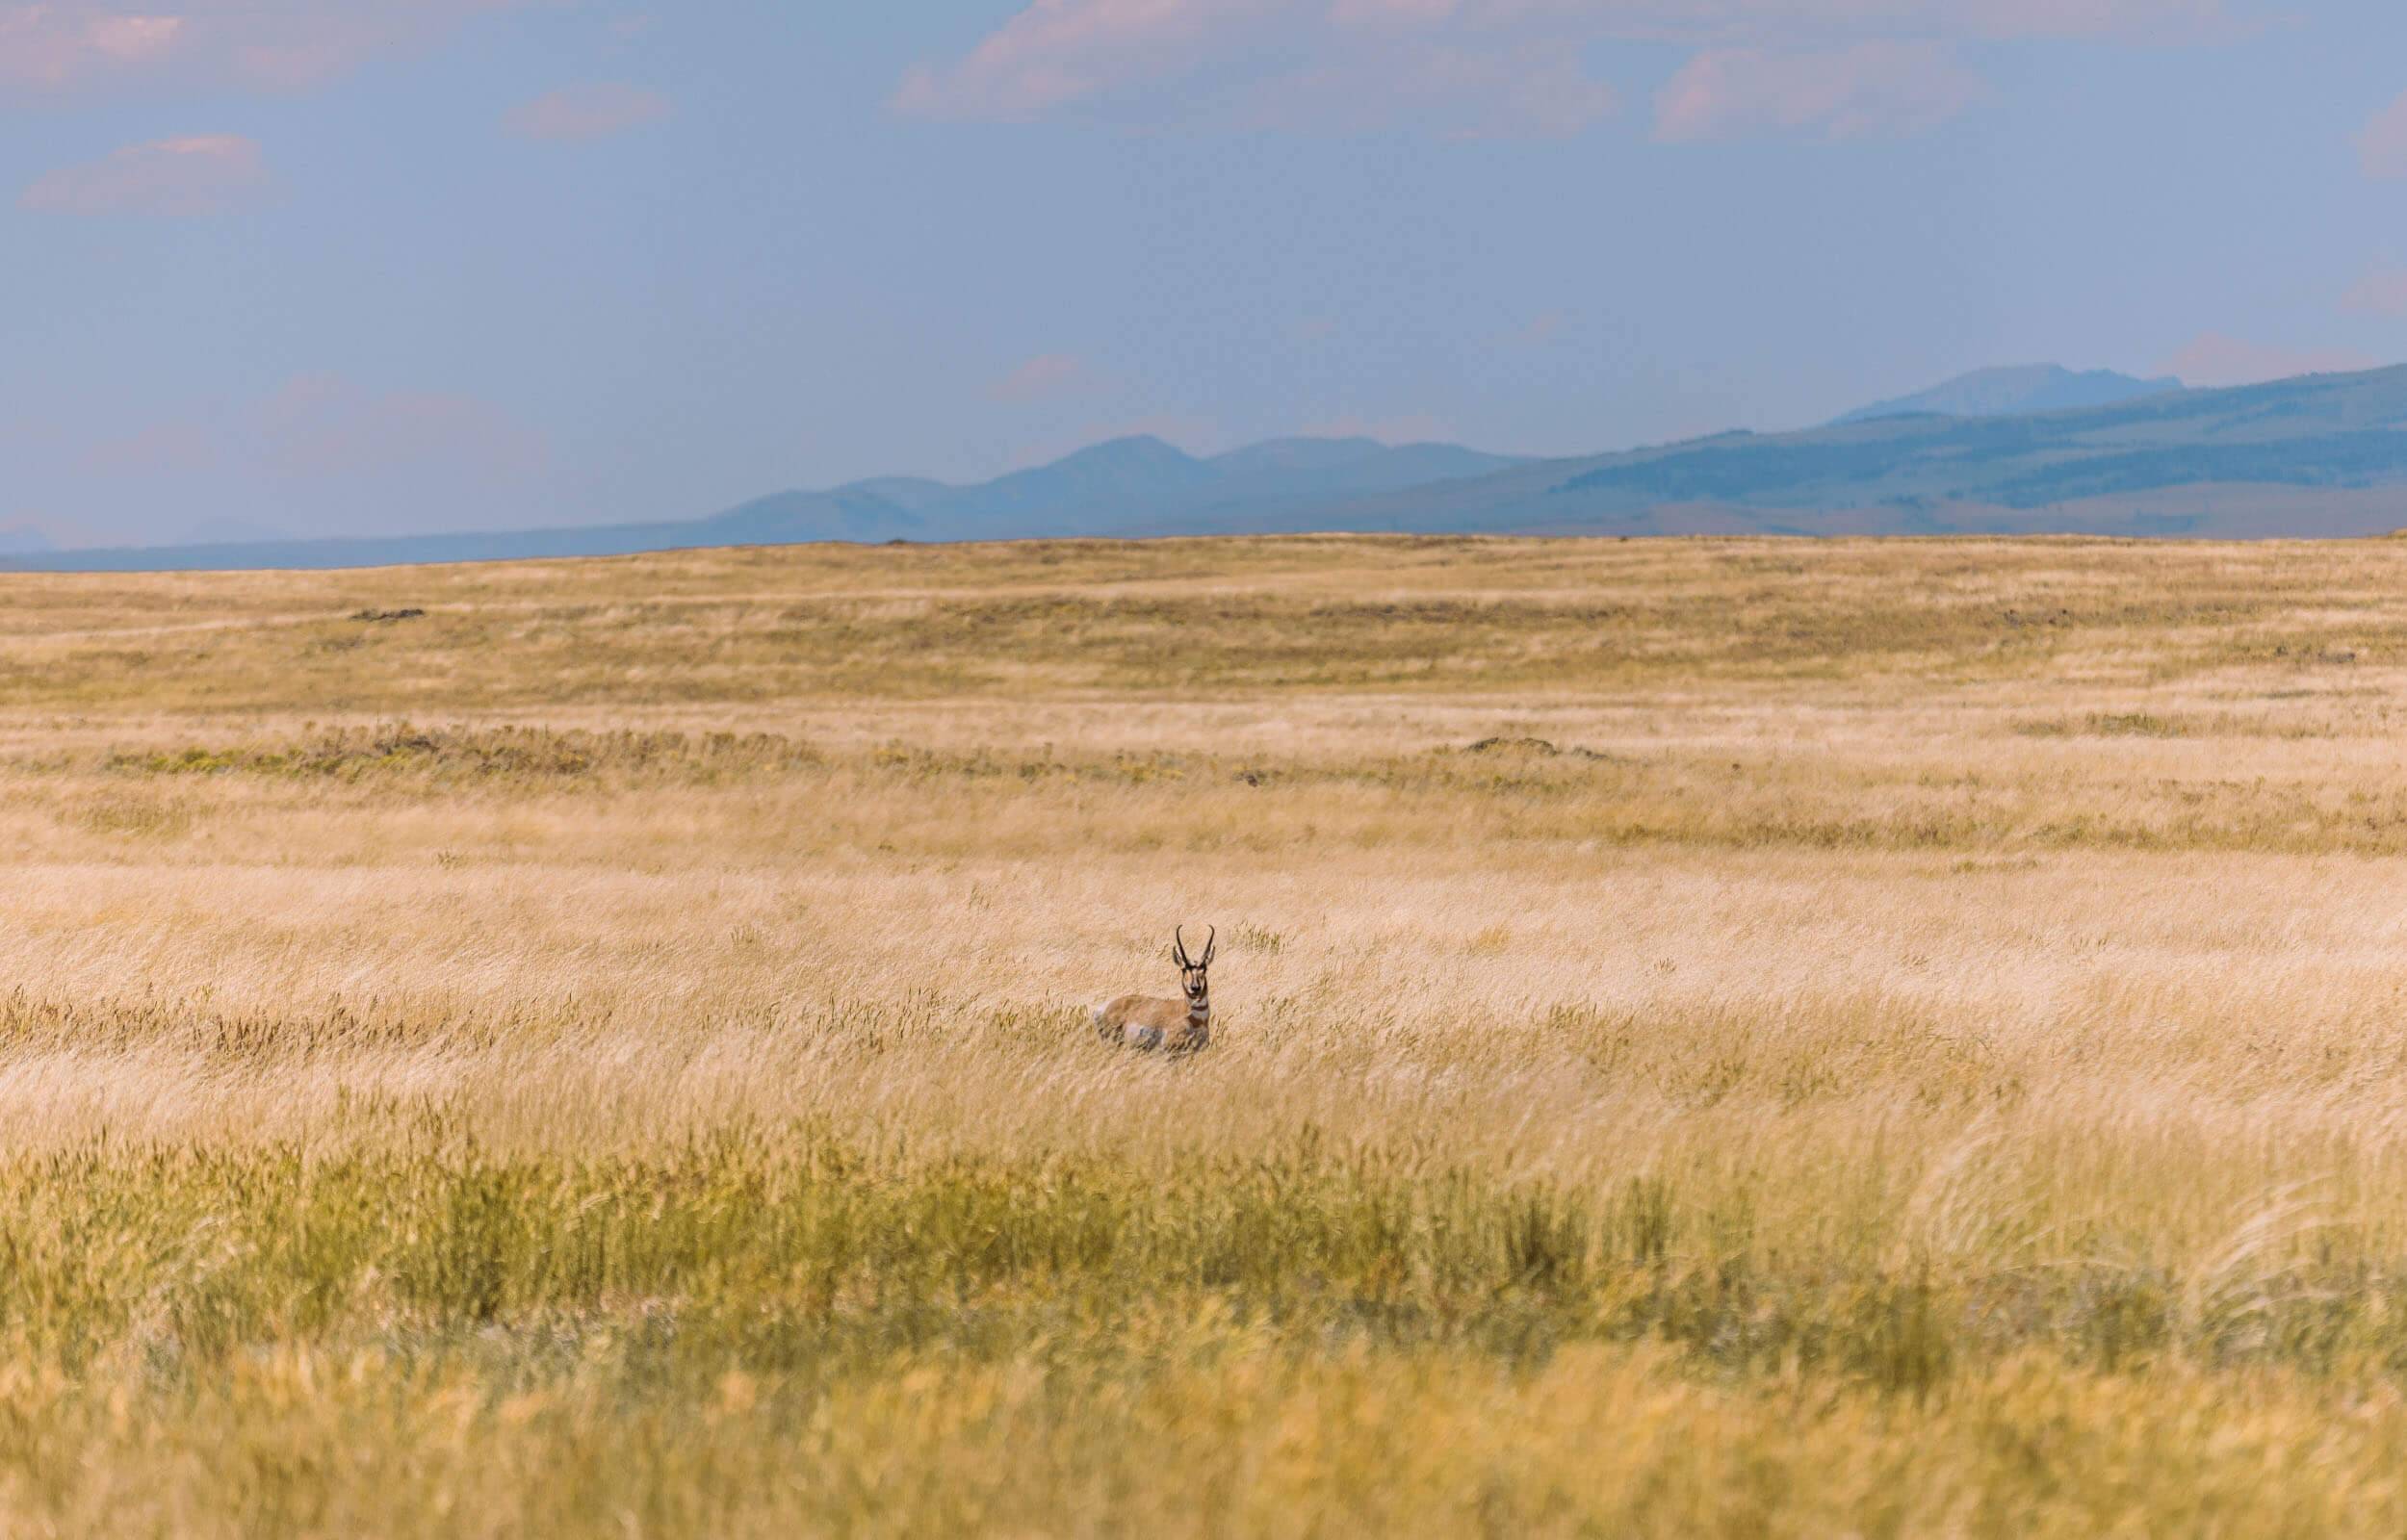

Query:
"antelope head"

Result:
[[1173, 924, 1216, 1011]]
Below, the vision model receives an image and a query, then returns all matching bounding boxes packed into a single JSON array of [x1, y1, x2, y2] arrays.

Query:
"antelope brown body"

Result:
[[1093, 926, 1215, 1054]]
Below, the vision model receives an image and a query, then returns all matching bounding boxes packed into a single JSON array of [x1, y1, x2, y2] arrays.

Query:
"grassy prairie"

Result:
[[10, 533, 2407, 1532]]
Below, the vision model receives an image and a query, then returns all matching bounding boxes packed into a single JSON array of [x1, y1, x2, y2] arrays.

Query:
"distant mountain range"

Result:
[[17, 361, 2407, 570], [1258, 365, 2407, 540], [3, 436, 1524, 572]]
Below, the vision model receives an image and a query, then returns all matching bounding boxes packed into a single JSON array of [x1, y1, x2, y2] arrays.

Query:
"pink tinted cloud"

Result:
[[2344, 267, 2407, 319], [989, 353, 1090, 403], [2360, 90, 2407, 180], [1332, 0, 2236, 43], [894, 0, 1286, 121], [1654, 40, 1988, 141], [1504, 310, 1572, 346], [212, 1, 547, 89], [22, 134, 268, 216], [507, 82, 672, 141], [0, 8, 180, 86], [895, 0, 1610, 136], [2159, 333, 2379, 389], [0, 1, 550, 93], [263, 375, 549, 485], [81, 420, 219, 475]]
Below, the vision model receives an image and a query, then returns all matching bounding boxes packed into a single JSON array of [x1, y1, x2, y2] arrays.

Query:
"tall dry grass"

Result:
[[3, 534, 2407, 1533]]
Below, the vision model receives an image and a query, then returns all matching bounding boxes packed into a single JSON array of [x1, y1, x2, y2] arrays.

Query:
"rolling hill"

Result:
[[1832, 364, 2184, 424], [1210, 364, 2407, 541]]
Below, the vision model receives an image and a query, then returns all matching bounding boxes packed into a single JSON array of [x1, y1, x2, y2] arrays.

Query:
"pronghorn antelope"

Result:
[[1093, 926, 1215, 1054]]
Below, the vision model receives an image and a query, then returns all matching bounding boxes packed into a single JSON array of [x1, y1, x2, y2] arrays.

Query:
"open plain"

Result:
[[9, 535, 2407, 1533]]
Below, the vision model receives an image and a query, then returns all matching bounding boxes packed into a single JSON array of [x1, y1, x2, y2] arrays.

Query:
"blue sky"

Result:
[[5, 0, 2407, 544]]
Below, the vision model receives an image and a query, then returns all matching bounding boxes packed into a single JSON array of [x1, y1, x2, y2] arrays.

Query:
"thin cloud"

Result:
[[2343, 267, 2407, 318], [0, 8, 180, 87], [989, 353, 1090, 403], [895, 0, 1279, 121], [896, 0, 2242, 137], [2159, 332, 2379, 389], [2359, 90, 2407, 179], [65, 375, 550, 539], [1006, 412, 1225, 468], [22, 134, 269, 216], [262, 374, 550, 485], [1654, 40, 1990, 141], [1300, 411, 1459, 445], [507, 83, 673, 141], [1329, 0, 2239, 42], [0, 2, 554, 94], [81, 420, 219, 476], [894, 0, 1613, 137], [1505, 310, 1573, 346]]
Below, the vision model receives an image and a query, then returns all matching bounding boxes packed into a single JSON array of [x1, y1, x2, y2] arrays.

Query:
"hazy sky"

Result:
[[7, 1, 2407, 544]]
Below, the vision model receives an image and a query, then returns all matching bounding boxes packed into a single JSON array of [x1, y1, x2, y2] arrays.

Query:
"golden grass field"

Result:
[[13, 532, 2407, 1534]]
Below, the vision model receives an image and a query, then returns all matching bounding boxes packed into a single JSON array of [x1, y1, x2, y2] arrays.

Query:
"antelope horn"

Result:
[[1201, 925, 1216, 966], [1173, 926, 1191, 968]]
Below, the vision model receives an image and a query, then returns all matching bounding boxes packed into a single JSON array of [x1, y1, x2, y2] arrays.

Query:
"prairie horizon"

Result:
[[19, 362, 2407, 571]]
